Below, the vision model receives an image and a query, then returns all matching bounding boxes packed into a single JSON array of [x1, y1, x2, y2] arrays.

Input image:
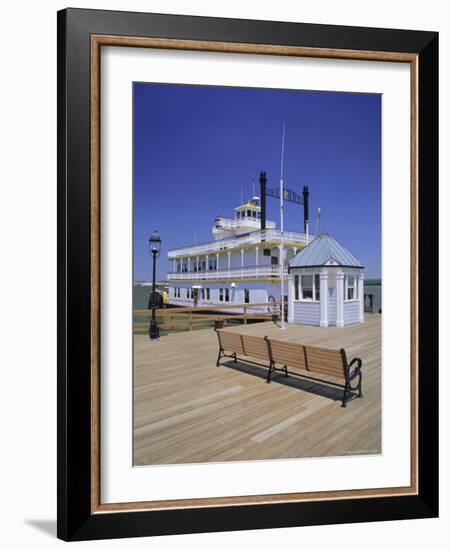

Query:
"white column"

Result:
[[241, 248, 244, 278], [255, 246, 259, 266], [206, 255, 209, 274], [319, 271, 329, 327], [196, 256, 199, 272], [336, 271, 345, 327], [188, 257, 191, 272], [216, 252, 219, 271], [358, 273, 365, 322], [227, 251, 231, 270], [288, 274, 295, 323], [172, 259, 176, 272]]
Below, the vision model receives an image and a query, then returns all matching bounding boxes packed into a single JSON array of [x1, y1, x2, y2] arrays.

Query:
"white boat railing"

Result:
[[168, 229, 313, 259], [213, 217, 276, 230], [167, 265, 288, 281]]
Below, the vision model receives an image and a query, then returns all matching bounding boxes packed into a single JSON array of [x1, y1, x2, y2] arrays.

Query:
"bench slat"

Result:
[[241, 334, 271, 361], [217, 330, 245, 355], [268, 339, 307, 370], [304, 345, 344, 379]]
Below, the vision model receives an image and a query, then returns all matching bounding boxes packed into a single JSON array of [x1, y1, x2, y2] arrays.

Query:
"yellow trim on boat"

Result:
[[168, 277, 288, 284]]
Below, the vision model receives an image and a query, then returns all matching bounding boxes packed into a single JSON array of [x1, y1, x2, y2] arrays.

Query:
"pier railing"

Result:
[[133, 301, 281, 334]]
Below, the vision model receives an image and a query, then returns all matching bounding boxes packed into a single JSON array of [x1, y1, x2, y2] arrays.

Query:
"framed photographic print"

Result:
[[57, 8, 438, 541]]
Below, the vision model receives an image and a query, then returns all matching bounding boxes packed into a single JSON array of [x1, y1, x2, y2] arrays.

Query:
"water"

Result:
[[133, 285, 152, 310], [364, 283, 382, 313]]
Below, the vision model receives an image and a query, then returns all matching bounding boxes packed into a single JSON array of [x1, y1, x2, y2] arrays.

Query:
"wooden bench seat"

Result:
[[216, 329, 363, 407]]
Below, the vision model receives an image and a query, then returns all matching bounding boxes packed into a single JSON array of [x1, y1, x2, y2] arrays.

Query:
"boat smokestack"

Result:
[[302, 185, 309, 233], [260, 171, 267, 231]]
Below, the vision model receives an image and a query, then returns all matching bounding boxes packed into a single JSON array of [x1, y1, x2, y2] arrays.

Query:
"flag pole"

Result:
[[280, 123, 286, 329]]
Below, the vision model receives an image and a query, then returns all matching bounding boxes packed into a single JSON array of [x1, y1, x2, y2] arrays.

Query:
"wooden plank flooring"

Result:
[[133, 315, 381, 465]]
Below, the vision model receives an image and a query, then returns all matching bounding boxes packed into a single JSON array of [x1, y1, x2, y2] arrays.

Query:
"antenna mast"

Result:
[[315, 208, 321, 235]]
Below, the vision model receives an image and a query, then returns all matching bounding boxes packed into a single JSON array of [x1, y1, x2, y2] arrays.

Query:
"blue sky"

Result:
[[133, 83, 381, 281]]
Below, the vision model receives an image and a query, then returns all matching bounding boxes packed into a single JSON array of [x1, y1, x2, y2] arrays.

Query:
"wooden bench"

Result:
[[215, 330, 363, 407], [215, 330, 272, 369]]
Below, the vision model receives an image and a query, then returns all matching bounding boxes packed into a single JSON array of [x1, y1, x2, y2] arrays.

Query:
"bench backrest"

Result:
[[216, 330, 245, 355], [268, 339, 345, 380], [303, 344, 345, 380], [267, 338, 307, 372], [241, 334, 271, 361]]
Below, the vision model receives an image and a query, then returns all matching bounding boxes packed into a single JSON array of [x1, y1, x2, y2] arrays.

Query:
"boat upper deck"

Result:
[[168, 228, 314, 259]]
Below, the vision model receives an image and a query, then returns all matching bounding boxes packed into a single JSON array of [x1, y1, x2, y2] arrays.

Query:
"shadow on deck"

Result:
[[220, 359, 359, 404]]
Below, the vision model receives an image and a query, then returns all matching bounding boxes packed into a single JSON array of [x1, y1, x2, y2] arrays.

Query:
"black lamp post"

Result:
[[149, 230, 161, 340]]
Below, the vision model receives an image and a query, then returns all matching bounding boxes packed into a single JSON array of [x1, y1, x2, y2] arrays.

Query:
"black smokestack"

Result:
[[302, 185, 309, 233], [260, 171, 267, 231]]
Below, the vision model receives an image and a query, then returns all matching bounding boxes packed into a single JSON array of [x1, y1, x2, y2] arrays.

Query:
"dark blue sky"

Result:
[[133, 82, 381, 281]]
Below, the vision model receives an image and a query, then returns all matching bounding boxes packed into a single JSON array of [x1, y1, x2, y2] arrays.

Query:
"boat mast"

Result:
[[280, 123, 286, 329]]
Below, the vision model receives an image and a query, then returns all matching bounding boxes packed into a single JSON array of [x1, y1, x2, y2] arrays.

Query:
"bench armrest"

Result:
[[347, 357, 362, 384]]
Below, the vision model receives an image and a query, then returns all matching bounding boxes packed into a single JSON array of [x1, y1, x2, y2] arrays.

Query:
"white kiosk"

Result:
[[288, 233, 364, 327]]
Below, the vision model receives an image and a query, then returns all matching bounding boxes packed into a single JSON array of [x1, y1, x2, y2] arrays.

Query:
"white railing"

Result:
[[213, 217, 276, 230], [168, 229, 313, 259], [167, 265, 288, 281]]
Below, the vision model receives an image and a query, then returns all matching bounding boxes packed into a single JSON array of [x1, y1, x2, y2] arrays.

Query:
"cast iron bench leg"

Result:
[[266, 362, 273, 383], [342, 383, 349, 407]]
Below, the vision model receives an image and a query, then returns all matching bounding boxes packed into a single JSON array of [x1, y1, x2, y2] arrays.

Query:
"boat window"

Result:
[[263, 249, 271, 256], [247, 210, 251, 217], [294, 275, 299, 300], [219, 288, 224, 302], [236, 211, 240, 219], [225, 288, 230, 302], [271, 256, 278, 265], [206, 288, 210, 300], [301, 275, 313, 300], [244, 289, 250, 303]]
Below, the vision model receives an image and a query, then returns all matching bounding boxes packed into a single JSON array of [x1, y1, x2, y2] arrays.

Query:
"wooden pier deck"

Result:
[[133, 315, 381, 465]]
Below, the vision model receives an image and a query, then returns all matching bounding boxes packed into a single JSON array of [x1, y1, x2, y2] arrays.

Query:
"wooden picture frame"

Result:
[[57, 8, 438, 541]]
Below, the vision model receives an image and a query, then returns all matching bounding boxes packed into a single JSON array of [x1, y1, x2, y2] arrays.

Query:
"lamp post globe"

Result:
[[148, 230, 162, 341]]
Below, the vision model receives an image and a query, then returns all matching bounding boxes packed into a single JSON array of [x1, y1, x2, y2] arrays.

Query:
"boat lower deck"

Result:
[[133, 314, 381, 465]]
